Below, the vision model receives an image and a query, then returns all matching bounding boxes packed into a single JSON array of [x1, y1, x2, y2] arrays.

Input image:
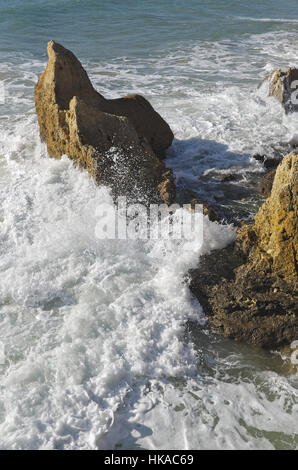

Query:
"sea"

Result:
[[0, 0, 297, 450]]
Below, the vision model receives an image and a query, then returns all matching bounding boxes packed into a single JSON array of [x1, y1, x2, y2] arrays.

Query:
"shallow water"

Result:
[[0, 0, 297, 450]]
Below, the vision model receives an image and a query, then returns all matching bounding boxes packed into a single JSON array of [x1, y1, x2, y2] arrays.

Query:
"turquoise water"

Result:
[[0, 0, 297, 450], [1, 0, 298, 59]]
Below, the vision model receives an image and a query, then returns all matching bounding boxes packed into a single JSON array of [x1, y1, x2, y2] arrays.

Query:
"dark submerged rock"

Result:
[[252, 154, 282, 170], [190, 153, 298, 349]]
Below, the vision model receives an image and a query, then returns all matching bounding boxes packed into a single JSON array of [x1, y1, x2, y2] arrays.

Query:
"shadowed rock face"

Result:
[[190, 153, 298, 349], [35, 41, 175, 204], [262, 67, 298, 114], [258, 169, 276, 198]]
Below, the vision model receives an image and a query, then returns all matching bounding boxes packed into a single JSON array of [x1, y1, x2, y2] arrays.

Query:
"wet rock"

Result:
[[252, 154, 282, 169], [175, 188, 221, 222], [261, 67, 298, 113], [35, 41, 175, 204], [190, 152, 298, 349], [218, 173, 239, 183], [258, 169, 276, 198], [190, 198, 220, 222]]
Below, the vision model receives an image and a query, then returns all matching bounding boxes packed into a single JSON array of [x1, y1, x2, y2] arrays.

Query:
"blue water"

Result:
[[0, 0, 297, 450], [1, 0, 298, 60]]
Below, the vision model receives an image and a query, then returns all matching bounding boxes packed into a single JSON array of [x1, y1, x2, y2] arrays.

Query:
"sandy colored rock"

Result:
[[35, 41, 175, 204], [190, 153, 298, 349], [262, 67, 298, 113], [252, 152, 298, 282], [258, 169, 276, 198]]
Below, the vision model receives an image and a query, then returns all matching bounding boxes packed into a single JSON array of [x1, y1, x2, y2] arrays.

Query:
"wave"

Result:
[[232, 15, 298, 24]]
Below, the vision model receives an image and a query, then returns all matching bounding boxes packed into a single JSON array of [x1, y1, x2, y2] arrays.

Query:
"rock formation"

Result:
[[35, 41, 175, 204], [190, 152, 298, 349], [262, 67, 298, 113], [252, 154, 282, 170], [190, 198, 220, 222], [258, 169, 276, 198]]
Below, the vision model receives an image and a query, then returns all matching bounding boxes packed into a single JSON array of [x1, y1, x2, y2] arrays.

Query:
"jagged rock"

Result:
[[35, 41, 175, 204], [252, 152, 298, 282], [218, 173, 239, 183], [262, 67, 298, 113], [252, 154, 282, 169], [190, 198, 220, 222], [258, 169, 276, 198], [190, 153, 298, 349]]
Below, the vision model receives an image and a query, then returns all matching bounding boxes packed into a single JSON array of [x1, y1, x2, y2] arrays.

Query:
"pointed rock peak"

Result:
[[44, 40, 102, 110], [48, 40, 75, 57], [34, 42, 175, 204]]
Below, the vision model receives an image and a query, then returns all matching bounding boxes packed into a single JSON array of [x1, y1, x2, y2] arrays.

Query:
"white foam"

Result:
[[0, 117, 236, 449], [233, 16, 298, 24], [0, 31, 297, 450]]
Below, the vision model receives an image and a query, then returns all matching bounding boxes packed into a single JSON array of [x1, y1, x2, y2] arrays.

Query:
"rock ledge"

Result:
[[190, 153, 298, 349]]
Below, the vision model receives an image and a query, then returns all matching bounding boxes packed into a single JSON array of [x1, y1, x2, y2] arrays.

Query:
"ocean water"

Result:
[[0, 0, 297, 450]]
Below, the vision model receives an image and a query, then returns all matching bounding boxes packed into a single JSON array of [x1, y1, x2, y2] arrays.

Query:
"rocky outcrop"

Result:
[[218, 173, 239, 183], [190, 153, 298, 349], [190, 198, 220, 222], [252, 154, 282, 170], [262, 67, 298, 113], [35, 41, 175, 204]]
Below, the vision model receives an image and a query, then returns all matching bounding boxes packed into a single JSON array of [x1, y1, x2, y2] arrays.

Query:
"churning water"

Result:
[[0, 0, 297, 450]]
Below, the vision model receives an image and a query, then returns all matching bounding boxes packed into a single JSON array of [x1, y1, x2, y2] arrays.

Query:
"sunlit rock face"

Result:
[[263, 67, 298, 114], [35, 41, 175, 204]]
